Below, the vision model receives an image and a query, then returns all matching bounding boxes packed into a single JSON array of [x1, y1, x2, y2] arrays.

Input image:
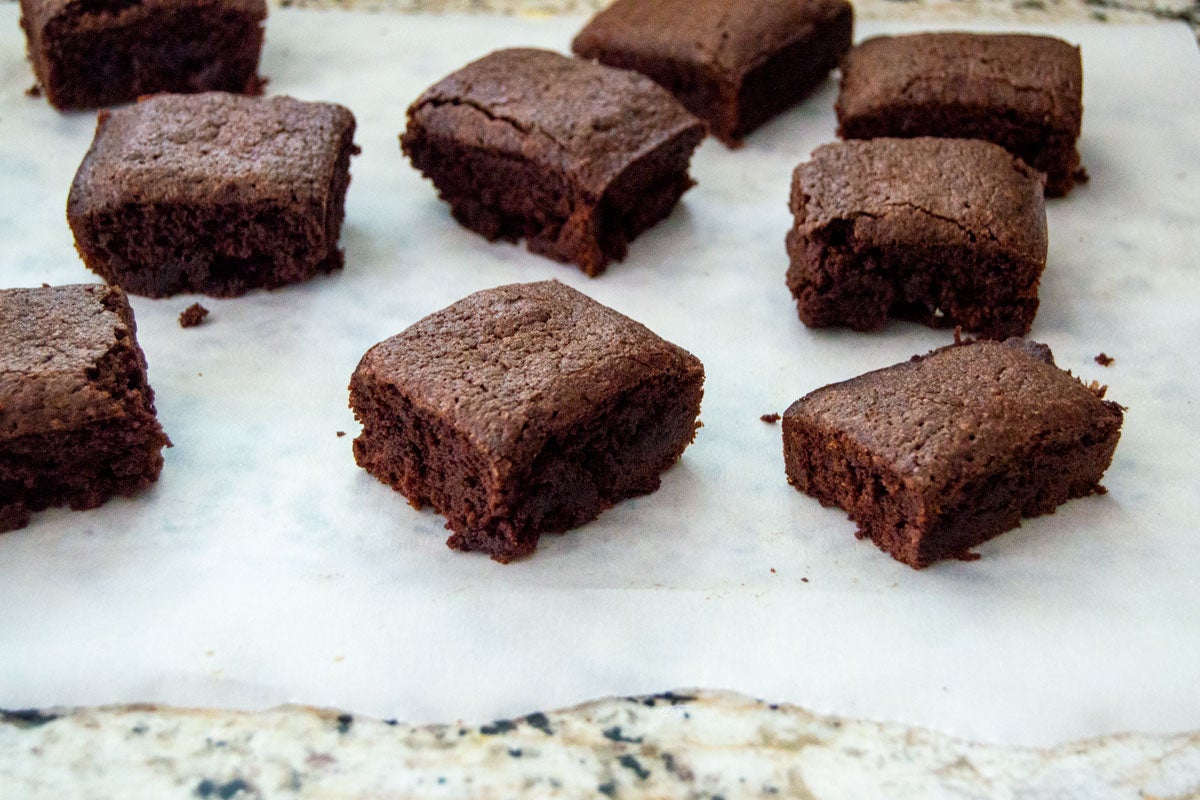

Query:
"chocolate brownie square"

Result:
[[18, 0, 267, 111], [1, 284, 170, 533], [400, 48, 705, 276], [782, 339, 1123, 568], [68, 92, 358, 298], [836, 33, 1084, 196], [785, 137, 1048, 339], [349, 281, 705, 562], [573, 0, 853, 147]]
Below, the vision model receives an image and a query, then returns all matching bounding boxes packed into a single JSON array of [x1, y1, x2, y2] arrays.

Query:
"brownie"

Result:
[[18, 0, 267, 111], [0, 284, 170, 533], [782, 338, 1124, 568], [349, 281, 705, 562], [572, 0, 853, 147], [836, 33, 1084, 196], [400, 48, 706, 276], [785, 137, 1048, 339], [68, 92, 359, 298]]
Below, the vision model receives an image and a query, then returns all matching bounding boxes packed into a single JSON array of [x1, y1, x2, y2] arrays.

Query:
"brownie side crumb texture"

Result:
[[572, 0, 853, 146], [835, 33, 1083, 196], [782, 338, 1123, 568], [400, 48, 705, 276], [18, 0, 267, 111], [178, 303, 209, 328], [349, 281, 705, 562], [785, 137, 1048, 339], [68, 92, 358, 298], [0, 284, 170, 532], [1095, 352, 1114, 366]]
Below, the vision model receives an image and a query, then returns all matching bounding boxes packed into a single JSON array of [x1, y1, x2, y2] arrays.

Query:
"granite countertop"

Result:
[[269, 0, 1200, 42]]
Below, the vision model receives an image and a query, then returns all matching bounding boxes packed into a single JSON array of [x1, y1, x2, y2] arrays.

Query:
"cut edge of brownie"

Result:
[[781, 339, 1124, 568], [572, 2, 853, 147], [834, 34, 1084, 197], [401, 101, 703, 277], [784, 138, 1048, 339], [348, 282, 706, 562], [1, 286, 171, 533], [20, 0, 268, 112], [351, 364, 704, 562], [67, 96, 359, 298]]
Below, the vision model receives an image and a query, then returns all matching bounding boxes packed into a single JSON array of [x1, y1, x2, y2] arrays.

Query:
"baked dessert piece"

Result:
[[836, 33, 1084, 196], [349, 281, 705, 562], [785, 137, 1048, 339], [782, 338, 1124, 568], [18, 0, 267, 111], [400, 48, 706, 276], [0, 284, 170, 533], [572, 0, 853, 147], [68, 92, 358, 298]]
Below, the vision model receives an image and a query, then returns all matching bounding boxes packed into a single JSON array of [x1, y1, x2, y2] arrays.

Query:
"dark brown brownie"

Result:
[[785, 137, 1048, 339], [572, 0, 853, 147], [18, 0, 267, 111], [400, 48, 705, 276], [68, 92, 358, 298], [1, 284, 170, 533], [349, 281, 705, 562], [782, 338, 1123, 568], [836, 33, 1084, 196]]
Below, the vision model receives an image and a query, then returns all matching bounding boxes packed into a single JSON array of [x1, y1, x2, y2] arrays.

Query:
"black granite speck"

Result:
[[603, 726, 644, 744], [336, 714, 353, 734], [480, 719, 518, 735], [598, 782, 618, 797], [1, 709, 60, 728], [618, 754, 651, 781], [524, 711, 554, 735], [195, 778, 253, 799]]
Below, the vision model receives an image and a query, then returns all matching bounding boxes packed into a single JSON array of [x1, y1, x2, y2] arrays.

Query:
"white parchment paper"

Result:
[[1, 9, 1198, 748]]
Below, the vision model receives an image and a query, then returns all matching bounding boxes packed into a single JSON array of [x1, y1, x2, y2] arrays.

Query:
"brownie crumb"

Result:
[[1095, 352, 1114, 366], [26, 84, 42, 98], [760, 413, 781, 423], [336, 431, 346, 438], [179, 303, 210, 328], [40, 283, 50, 288], [801, 577, 809, 583]]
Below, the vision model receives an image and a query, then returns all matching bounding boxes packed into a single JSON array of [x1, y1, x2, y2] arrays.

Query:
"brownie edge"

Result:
[[782, 339, 1123, 568], [835, 32, 1084, 196], [349, 281, 705, 562], [0, 284, 170, 532], [400, 48, 705, 276], [572, 0, 853, 146], [68, 92, 359, 298], [19, 0, 268, 111]]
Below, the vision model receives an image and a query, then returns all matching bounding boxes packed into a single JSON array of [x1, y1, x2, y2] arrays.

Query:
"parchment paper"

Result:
[[1, 9, 1198, 748]]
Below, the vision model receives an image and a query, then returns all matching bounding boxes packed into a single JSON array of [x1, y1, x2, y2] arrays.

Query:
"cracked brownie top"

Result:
[[791, 137, 1047, 263], [836, 32, 1083, 138], [403, 48, 704, 198]]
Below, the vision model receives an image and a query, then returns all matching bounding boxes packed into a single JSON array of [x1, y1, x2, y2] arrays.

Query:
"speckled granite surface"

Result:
[[5, 691, 1200, 798]]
